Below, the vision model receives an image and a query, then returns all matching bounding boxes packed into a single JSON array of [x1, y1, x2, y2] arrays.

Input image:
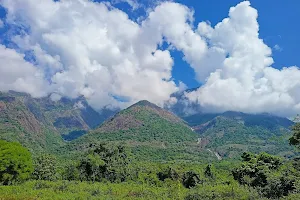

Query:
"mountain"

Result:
[[0, 91, 116, 151], [189, 112, 295, 158], [167, 88, 297, 159], [25, 94, 117, 140], [72, 100, 215, 162], [1, 89, 296, 160], [0, 92, 62, 152], [167, 87, 202, 117], [91, 100, 194, 142]]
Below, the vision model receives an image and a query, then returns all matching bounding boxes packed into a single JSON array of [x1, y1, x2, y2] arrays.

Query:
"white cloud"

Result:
[[0, 45, 49, 97], [1, 0, 187, 109], [185, 1, 300, 117], [0, 0, 299, 117]]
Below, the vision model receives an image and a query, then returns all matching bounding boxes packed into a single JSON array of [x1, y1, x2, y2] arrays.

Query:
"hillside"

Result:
[[0, 91, 116, 151], [0, 92, 62, 152], [167, 88, 297, 159], [89, 100, 196, 142], [72, 100, 215, 162], [191, 113, 296, 158]]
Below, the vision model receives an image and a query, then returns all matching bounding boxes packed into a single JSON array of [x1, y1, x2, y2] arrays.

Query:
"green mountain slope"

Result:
[[72, 100, 215, 162], [89, 100, 196, 143], [0, 91, 116, 151], [0, 92, 62, 152], [168, 88, 296, 159], [191, 113, 296, 159]]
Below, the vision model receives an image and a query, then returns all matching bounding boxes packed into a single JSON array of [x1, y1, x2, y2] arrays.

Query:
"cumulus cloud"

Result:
[[0, 0, 299, 117], [1, 0, 188, 109], [0, 45, 49, 97], [185, 1, 300, 117]]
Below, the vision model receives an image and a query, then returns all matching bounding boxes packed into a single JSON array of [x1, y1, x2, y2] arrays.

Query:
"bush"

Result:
[[182, 171, 201, 188], [33, 154, 57, 181], [260, 174, 296, 199], [0, 140, 33, 185], [77, 143, 131, 182], [157, 167, 179, 181]]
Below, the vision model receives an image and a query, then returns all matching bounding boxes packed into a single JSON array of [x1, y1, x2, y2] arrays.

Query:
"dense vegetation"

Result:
[[0, 91, 116, 151], [0, 140, 33, 185], [69, 100, 204, 162], [194, 116, 296, 159], [1, 132, 300, 199], [290, 122, 300, 148], [1, 92, 300, 199]]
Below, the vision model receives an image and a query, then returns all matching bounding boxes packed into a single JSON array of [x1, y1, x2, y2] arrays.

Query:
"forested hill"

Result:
[[1, 92, 300, 199], [0, 91, 296, 160], [167, 89, 296, 159], [71, 100, 208, 162], [0, 91, 116, 151]]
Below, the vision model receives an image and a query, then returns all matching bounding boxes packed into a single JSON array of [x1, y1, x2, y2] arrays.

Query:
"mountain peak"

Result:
[[130, 100, 160, 109], [95, 99, 187, 134], [89, 99, 197, 145]]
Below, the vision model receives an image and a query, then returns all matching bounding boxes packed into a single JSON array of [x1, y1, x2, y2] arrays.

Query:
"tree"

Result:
[[78, 143, 131, 182], [260, 174, 296, 199], [232, 152, 281, 188], [0, 140, 33, 185], [232, 152, 296, 198], [157, 167, 179, 181], [182, 171, 201, 188], [289, 122, 300, 148], [33, 154, 57, 181], [204, 164, 214, 179], [62, 162, 80, 181]]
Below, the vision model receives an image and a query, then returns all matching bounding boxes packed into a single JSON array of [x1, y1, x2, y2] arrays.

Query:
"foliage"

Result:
[[62, 162, 80, 181], [182, 171, 201, 188], [33, 154, 58, 181], [233, 152, 297, 198], [157, 167, 179, 181], [0, 140, 33, 185], [204, 164, 214, 179], [77, 143, 131, 182], [260, 174, 296, 199], [195, 116, 295, 159], [290, 122, 300, 148], [0, 180, 266, 200]]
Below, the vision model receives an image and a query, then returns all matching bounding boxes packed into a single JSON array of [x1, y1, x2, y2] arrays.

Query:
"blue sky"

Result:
[[0, 0, 300, 116]]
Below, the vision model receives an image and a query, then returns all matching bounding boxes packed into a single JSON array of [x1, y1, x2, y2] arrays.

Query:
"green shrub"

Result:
[[0, 140, 33, 185], [33, 154, 58, 181]]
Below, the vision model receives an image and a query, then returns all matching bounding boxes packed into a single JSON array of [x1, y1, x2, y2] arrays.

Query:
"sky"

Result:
[[0, 0, 300, 117]]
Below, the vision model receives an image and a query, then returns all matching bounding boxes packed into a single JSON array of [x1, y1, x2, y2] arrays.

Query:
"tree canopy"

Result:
[[290, 122, 300, 148], [0, 140, 33, 185]]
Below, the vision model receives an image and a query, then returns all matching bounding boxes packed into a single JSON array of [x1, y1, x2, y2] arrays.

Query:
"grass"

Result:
[[0, 180, 266, 200]]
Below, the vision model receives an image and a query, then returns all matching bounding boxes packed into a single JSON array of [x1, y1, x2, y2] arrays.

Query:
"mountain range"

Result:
[[0, 90, 297, 160]]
